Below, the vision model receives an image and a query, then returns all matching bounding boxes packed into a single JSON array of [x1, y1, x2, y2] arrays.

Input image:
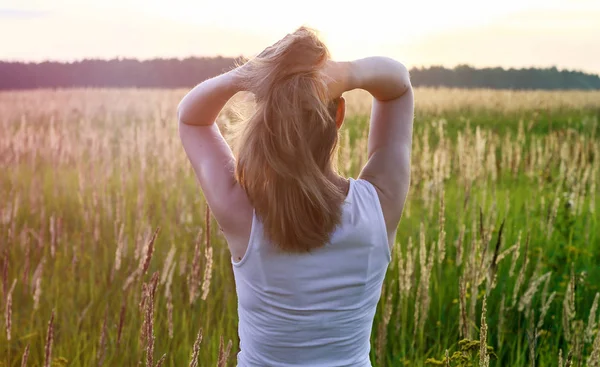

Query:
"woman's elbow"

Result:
[[177, 99, 189, 124], [178, 98, 200, 126]]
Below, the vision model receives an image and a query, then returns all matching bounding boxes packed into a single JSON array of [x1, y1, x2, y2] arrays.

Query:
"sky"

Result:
[[1, 0, 599, 73]]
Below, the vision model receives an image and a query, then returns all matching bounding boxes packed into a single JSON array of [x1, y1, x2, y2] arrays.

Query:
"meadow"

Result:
[[1, 87, 599, 366]]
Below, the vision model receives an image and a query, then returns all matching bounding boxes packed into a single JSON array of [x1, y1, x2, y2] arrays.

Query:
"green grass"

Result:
[[0, 88, 599, 366]]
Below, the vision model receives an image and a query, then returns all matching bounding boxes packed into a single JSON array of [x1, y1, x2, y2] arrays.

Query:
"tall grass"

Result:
[[1, 88, 599, 366]]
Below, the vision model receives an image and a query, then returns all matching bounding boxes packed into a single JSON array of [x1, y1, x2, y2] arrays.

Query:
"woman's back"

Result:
[[232, 178, 391, 366], [178, 27, 413, 367]]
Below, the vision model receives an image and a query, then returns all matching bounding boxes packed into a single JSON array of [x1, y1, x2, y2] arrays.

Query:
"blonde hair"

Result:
[[232, 27, 344, 253]]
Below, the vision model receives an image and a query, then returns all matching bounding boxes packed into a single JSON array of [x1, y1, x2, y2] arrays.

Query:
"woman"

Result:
[[178, 27, 413, 367]]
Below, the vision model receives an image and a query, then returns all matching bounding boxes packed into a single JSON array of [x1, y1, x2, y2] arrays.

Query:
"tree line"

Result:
[[1, 57, 599, 90]]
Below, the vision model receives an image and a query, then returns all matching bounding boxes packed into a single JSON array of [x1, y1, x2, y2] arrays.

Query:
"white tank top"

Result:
[[231, 178, 391, 367]]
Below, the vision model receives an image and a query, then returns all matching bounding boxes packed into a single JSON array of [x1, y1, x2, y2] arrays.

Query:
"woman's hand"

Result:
[[322, 60, 357, 100]]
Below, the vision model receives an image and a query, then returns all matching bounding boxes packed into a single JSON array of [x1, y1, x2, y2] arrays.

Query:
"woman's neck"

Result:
[[325, 169, 350, 197]]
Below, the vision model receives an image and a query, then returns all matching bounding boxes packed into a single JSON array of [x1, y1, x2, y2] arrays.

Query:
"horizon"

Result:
[[3, 56, 599, 77], [2, 0, 600, 74]]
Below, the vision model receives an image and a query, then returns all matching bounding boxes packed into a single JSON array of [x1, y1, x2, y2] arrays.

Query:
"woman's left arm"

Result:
[[178, 70, 241, 126], [177, 69, 252, 249]]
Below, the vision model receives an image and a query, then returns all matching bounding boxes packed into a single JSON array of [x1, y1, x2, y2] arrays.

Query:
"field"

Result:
[[1, 87, 599, 366]]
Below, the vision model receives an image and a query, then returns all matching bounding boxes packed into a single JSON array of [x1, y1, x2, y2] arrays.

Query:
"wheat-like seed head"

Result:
[[480, 295, 489, 367], [217, 336, 233, 367], [518, 271, 552, 313], [114, 222, 125, 271], [44, 310, 55, 367], [589, 327, 600, 367], [563, 266, 576, 342], [585, 293, 600, 343], [5, 279, 16, 341], [189, 327, 203, 367], [21, 344, 30, 367], [160, 245, 176, 286]]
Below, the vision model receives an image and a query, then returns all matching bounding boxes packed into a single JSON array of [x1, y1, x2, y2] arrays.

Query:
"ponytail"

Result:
[[232, 27, 344, 252]]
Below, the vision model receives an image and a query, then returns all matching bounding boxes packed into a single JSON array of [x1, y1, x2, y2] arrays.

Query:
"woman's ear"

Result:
[[335, 97, 346, 129]]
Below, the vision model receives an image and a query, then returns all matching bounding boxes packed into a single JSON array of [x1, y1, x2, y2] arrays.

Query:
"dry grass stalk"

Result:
[[487, 219, 505, 293], [537, 291, 557, 330], [32, 257, 45, 310], [201, 245, 214, 302], [402, 236, 414, 297], [139, 282, 148, 314], [585, 292, 599, 343], [508, 230, 522, 277], [122, 268, 141, 291], [511, 233, 530, 308], [590, 180, 597, 215], [71, 237, 79, 275], [117, 299, 126, 347], [21, 240, 30, 286], [5, 278, 16, 341], [49, 214, 57, 258], [165, 258, 176, 299], [205, 203, 211, 249], [97, 308, 108, 366], [495, 241, 517, 264], [124, 226, 159, 291], [573, 320, 585, 366], [21, 344, 30, 367], [134, 227, 147, 261], [478, 208, 490, 268], [77, 300, 93, 330], [467, 223, 480, 338], [142, 227, 160, 275], [480, 295, 490, 367], [146, 335, 156, 367], [377, 283, 394, 364], [155, 354, 167, 367], [558, 348, 563, 367], [589, 327, 600, 367], [459, 274, 468, 339], [167, 291, 174, 339], [547, 193, 560, 238], [565, 350, 573, 367], [164, 255, 175, 340], [179, 251, 188, 277], [437, 190, 446, 263], [44, 310, 55, 367], [527, 307, 538, 367], [393, 240, 402, 285], [518, 271, 552, 312], [540, 272, 551, 307], [455, 224, 465, 266], [563, 266, 576, 342], [160, 245, 176, 285], [201, 204, 213, 301], [445, 349, 450, 367], [38, 209, 47, 251], [497, 294, 506, 347], [114, 222, 125, 271], [189, 327, 203, 367], [415, 223, 434, 336], [2, 251, 7, 299], [188, 231, 203, 305], [140, 272, 159, 367], [217, 335, 233, 367]]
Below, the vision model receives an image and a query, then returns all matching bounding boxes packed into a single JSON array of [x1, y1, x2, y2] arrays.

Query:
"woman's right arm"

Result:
[[339, 57, 414, 242]]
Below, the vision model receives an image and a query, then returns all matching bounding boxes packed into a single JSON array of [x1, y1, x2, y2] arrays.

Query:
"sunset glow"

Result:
[[2, 0, 599, 72]]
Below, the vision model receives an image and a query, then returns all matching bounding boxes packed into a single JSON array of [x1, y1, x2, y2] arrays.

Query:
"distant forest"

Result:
[[1, 57, 600, 90]]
